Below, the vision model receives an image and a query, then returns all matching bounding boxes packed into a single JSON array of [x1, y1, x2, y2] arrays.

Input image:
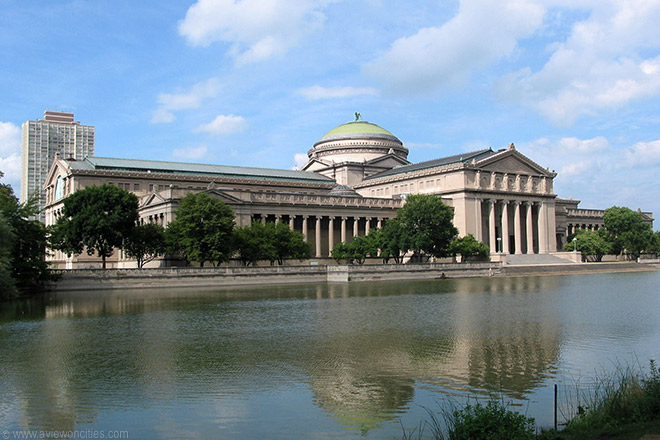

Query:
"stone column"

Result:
[[526, 202, 534, 254], [260, 214, 266, 225], [302, 215, 308, 241], [365, 217, 371, 235], [514, 201, 523, 254], [289, 215, 294, 230], [275, 214, 281, 224], [538, 202, 548, 253], [474, 198, 483, 242], [488, 199, 497, 253], [377, 218, 383, 229], [353, 217, 359, 237], [501, 201, 510, 254], [328, 216, 335, 252], [315, 216, 322, 258], [341, 216, 347, 243]]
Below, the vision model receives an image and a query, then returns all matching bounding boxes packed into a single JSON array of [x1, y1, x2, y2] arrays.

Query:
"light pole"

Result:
[[497, 237, 502, 253]]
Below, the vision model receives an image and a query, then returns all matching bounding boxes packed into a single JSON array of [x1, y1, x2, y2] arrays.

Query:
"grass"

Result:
[[400, 360, 660, 440]]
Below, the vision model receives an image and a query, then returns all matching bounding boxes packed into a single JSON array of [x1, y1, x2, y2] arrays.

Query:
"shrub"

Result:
[[447, 400, 535, 440]]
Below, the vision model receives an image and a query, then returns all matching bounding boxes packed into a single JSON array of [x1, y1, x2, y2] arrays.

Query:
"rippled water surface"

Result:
[[1, 271, 659, 438]]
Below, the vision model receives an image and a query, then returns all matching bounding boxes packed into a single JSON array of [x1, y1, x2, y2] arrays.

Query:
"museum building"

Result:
[[43, 119, 653, 268]]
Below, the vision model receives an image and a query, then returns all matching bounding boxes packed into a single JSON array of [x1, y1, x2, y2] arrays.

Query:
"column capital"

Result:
[[328, 216, 335, 220], [303, 215, 309, 219], [341, 216, 348, 220]]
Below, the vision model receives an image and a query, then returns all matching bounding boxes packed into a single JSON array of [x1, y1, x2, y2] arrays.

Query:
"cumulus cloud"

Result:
[[178, 0, 332, 63], [195, 114, 248, 135], [0, 122, 21, 191], [172, 145, 208, 160], [523, 136, 610, 179], [0, 121, 20, 156], [621, 140, 660, 168], [498, 1, 660, 125], [363, 0, 545, 94], [151, 78, 222, 123], [520, 135, 660, 214], [297, 85, 379, 100], [293, 153, 308, 168]]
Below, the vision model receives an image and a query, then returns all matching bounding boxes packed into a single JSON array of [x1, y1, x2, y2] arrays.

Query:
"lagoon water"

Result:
[[1, 271, 659, 439]]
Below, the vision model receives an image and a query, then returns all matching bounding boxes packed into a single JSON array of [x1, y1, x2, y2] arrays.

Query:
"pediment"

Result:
[[302, 158, 330, 172], [203, 189, 245, 204], [366, 153, 410, 168], [477, 150, 553, 176], [44, 159, 69, 188], [140, 192, 167, 208]]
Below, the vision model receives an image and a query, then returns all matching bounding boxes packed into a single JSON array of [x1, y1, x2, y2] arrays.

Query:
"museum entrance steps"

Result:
[[504, 253, 578, 266]]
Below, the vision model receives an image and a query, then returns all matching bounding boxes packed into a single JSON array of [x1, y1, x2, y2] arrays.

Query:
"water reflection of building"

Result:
[[6, 278, 563, 433]]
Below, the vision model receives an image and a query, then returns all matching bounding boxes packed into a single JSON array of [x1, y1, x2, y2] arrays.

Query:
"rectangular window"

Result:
[[133, 184, 140, 191]]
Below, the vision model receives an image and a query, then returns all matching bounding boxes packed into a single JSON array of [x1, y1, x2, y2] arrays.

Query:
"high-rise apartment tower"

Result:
[[21, 110, 94, 221]]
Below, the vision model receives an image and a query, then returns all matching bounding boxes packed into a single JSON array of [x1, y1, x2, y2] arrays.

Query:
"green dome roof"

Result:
[[320, 121, 396, 139]]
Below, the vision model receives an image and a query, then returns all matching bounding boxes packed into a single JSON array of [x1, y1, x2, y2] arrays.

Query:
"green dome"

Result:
[[321, 121, 396, 139]]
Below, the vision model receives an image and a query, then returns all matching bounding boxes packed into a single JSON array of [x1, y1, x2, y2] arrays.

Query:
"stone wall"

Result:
[[50, 262, 503, 291]]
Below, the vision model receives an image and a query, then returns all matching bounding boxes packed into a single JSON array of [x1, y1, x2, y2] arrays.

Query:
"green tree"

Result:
[[123, 223, 166, 269], [268, 222, 311, 265], [563, 229, 612, 262], [0, 213, 17, 299], [449, 234, 490, 261], [165, 193, 235, 266], [330, 234, 378, 264], [49, 184, 139, 269], [602, 206, 655, 260], [234, 222, 273, 266], [0, 172, 51, 295], [378, 218, 406, 263], [397, 194, 458, 261]]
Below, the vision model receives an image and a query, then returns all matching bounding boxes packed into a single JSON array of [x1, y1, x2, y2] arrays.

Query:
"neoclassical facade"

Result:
[[43, 119, 653, 268]]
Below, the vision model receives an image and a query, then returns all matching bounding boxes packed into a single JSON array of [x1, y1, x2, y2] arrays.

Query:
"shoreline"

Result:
[[47, 261, 660, 292]]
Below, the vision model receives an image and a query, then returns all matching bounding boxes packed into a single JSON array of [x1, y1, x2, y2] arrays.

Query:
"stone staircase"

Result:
[[504, 253, 578, 266]]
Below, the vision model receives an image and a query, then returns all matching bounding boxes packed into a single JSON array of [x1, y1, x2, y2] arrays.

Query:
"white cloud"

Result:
[[0, 153, 21, 193], [178, 0, 332, 63], [498, 1, 660, 125], [622, 140, 660, 168], [293, 153, 308, 168], [195, 114, 248, 135], [172, 145, 208, 160], [297, 85, 379, 100], [0, 122, 21, 192], [523, 136, 610, 178], [151, 78, 222, 124], [363, 0, 545, 94], [0, 121, 20, 156], [520, 135, 660, 215]]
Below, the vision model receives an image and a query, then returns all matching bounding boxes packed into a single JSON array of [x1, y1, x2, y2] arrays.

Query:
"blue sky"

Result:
[[1, 0, 660, 220]]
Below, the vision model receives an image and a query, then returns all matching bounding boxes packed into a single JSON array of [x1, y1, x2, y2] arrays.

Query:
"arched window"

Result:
[[54, 176, 64, 201]]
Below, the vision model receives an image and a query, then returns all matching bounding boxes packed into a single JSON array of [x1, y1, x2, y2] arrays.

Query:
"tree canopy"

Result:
[[165, 193, 235, 266], [1, 172, 51, 297], [49, 184, 139, 268], [396, 194, 458, 261], [123, 223, 166, 269], [234, 221, 310, 266], [331, 234, 379, 264], [448, 234, 490, 261], [563, 229, 612, 262], [602, 206, 655, 260]]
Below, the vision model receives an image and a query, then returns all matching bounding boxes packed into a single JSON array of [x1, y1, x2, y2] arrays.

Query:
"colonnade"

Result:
[[254, 213, 385, 258], [566, 223, 601, 236], [479, 199, 556, 254]]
